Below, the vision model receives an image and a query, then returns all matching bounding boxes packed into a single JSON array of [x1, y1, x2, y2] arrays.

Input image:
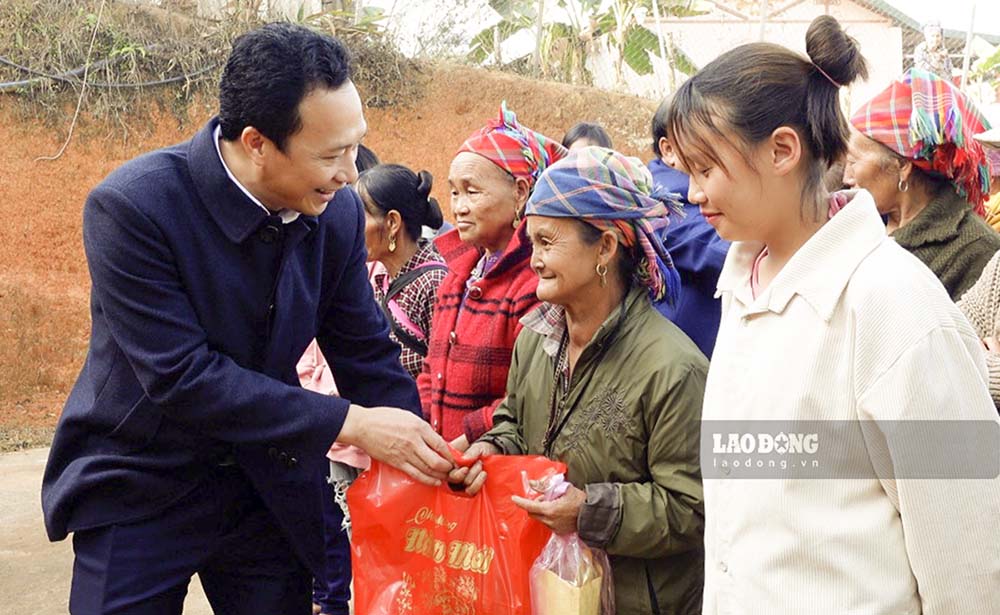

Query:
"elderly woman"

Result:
[[974, 129, 1000, 231], [418, 103, 566, 447], [844, 68, 1000, 299], [453, 148, 707, 614], [957, 133, 1000, 410]]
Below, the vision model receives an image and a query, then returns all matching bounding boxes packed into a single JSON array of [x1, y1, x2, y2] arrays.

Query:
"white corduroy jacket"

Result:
[[702, 190, 1000, 615]]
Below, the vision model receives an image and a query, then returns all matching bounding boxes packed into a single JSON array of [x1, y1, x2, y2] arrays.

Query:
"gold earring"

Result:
[[388, 233, 397, 252], [897, 178, 909, 193], [596, 263, 608, 287], [512, 207, 522, 229]]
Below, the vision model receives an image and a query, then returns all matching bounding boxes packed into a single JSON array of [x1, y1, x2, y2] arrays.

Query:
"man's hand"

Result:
[[338, 404, 453, 486], [447, 441, 501, 495], [511, 484, 586, 535]]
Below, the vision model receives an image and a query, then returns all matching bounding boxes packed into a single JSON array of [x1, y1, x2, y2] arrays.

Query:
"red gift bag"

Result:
[[348, 450, 566, 615]]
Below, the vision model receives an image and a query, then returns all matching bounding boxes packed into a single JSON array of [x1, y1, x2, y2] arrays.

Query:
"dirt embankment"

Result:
[[0, 63, 657, 450]]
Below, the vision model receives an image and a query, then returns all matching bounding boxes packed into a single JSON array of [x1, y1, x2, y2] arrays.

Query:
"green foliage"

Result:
[[622, 23, 658, 75], [466, 0, 704, 86], [972, 45, 1000, 85], [468, 17, 533, 64]]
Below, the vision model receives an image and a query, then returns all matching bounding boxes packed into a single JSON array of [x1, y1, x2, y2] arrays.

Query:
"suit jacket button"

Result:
[[259, 225, 280, 244], [267, 447, 278, 459]]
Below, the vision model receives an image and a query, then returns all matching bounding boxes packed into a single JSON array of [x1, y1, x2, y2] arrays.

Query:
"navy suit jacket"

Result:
[[41, 118, 419, 575], [649, 159, 730, 358]]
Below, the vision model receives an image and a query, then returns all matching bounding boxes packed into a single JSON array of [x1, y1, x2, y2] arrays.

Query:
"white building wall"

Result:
[[589, 0, 905, 108], [193, 0, 324, 20]]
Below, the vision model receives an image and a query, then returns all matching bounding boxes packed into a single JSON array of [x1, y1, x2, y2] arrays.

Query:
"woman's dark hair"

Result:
[[562, 122, 614, 149], [356, 144, 380, 175], [668, 15, 868, 207], [575, 221, 638, 290], [356, 164, 444, 241], [219, 23, 352, 151]]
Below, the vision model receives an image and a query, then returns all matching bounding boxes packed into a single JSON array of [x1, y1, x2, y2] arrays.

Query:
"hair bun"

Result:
[[416, 170, 434, 200], [806, 15, 869, 89]]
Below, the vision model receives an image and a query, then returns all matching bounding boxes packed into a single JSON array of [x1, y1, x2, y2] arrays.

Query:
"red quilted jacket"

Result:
[[418, 225, 540, 442]]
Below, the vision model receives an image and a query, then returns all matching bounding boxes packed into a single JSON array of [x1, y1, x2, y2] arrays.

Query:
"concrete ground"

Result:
[[0, 448, 212, 614]]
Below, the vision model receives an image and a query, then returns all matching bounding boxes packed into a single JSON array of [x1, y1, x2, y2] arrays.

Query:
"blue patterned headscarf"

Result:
[[526, 147, 681, 304]]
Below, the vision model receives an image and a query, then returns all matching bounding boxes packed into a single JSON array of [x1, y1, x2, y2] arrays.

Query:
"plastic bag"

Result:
[[527, 474, 615, 615], [347, 449, 567, 615]]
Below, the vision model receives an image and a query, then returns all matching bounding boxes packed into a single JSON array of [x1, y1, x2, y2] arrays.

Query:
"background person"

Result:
[[418, 103, 566, 449], [974, 128, 1000, 231], [912, 20, 953, 79], [648, 96, 730, 358], [358, 164, 447, 379], [561, 121, 613, 150], [844, 68, 999, 299]]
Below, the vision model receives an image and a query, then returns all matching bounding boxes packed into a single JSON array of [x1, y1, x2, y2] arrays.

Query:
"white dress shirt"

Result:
[[213, 125, 299, 224], [702, 190, 1000, 614]]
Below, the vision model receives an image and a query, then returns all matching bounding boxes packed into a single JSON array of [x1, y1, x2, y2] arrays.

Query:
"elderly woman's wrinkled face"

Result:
[[527, 216, 606, 305], [449, 152, 524, 253], [844, 130, 901, 215]]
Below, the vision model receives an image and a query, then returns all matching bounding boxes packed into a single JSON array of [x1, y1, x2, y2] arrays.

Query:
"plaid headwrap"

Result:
[[456, 101, 567, 189], [526, 147, 681, 304], [851, 68, 992, 213]]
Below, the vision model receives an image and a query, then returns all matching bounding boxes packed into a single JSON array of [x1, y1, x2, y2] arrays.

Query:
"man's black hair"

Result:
[[219, 23, 352, 151]]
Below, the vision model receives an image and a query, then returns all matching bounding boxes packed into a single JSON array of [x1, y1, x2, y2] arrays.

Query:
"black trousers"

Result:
[[69, 465, 311, 615]]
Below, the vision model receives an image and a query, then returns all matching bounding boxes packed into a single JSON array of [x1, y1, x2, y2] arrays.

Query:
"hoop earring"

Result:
[[596, 263, 608, 288], [388, 233, 397, 253], [897, 178, 909, 193], [512, 208, 522, 229]]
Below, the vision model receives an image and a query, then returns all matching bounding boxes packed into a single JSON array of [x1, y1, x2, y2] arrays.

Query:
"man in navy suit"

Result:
[[42, 23, 453, 614]]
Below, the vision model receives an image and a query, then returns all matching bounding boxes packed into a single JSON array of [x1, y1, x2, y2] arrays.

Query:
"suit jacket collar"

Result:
[[188, 117, 291, 244]]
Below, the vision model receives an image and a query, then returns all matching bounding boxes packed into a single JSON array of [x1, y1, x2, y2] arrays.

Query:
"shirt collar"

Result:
[[434, 223, 533, 279], [521, 286, 644, 357], [213, 124, 299, 225], [716, 189, 888, 322], [521, 302, 568, 357]]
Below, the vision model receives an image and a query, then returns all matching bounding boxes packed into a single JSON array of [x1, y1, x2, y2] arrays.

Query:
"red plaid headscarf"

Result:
[[851, 68, 992, 213], [456, 102, 567, 190]]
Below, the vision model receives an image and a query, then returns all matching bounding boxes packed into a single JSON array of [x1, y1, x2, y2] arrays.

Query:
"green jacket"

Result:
[[892, 187, 1000, 300], [479, 287, 707, 615]]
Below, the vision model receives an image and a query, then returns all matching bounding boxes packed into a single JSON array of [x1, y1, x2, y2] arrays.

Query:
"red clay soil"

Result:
[[0, 63, 657, 449]]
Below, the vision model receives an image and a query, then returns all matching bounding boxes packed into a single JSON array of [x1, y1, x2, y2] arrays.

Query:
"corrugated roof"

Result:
[[854, 0, 1000, 45]]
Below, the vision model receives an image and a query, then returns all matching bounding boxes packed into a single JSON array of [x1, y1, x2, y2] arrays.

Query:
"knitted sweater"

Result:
[[956, 248, 1000, 408], [417, 225, 540, 442], [891, 188, 1000, 300]]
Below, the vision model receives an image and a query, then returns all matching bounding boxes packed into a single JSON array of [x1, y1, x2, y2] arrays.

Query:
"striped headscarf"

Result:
[[456, 101, 567, 189], [526, 147, 681, 304], [851, 68, 992, 212]]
